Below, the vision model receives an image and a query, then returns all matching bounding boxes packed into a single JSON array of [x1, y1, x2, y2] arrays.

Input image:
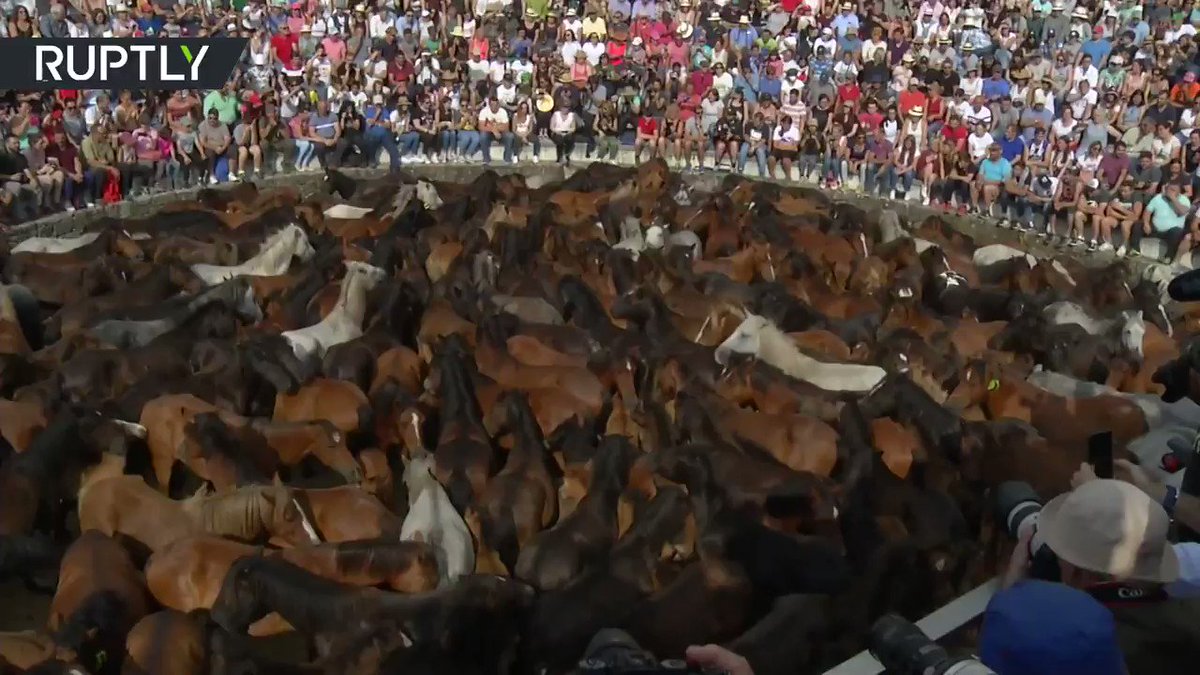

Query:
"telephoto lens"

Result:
[[869, 614, 997, 675], [993, 481, 1060, 581], [576, 628, 718, 674]]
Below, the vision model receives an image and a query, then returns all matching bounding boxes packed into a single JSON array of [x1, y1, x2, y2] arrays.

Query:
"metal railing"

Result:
[[823, 577, 1000, 675]]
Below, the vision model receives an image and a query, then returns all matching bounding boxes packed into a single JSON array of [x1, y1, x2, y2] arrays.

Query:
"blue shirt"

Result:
[[757, 74, 782, 101], [999, 136, 1026, 162], [730, 27, 758, 50], [981, 77, 1011, 101], [830, 13, 859, 37], [1080, 38, 1113, 65], [979, 157, 1013, 182]]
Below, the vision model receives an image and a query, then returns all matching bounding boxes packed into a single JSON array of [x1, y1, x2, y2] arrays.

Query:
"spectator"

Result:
[[80, 123, 117, 207]]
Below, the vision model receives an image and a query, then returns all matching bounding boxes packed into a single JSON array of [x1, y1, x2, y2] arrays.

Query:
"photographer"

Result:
[[1003, 476, 1200, 674]]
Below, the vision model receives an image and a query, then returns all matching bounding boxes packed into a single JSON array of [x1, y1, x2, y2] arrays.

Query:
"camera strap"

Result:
[[1088, 582, 1170, 606]]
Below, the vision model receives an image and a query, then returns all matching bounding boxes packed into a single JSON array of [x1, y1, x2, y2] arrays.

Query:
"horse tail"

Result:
[[54, 590, 130, 675], [445, 470, 475, 515]]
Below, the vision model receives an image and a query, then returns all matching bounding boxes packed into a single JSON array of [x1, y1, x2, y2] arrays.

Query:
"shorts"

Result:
[[773, 148, 797, 161]]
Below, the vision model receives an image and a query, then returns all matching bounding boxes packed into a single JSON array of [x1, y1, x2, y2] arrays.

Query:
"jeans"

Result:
[[397, 131, 421, 157], [439, 129, 457, 156], [363, 125, 401, 168], [798, 153, 820, 179], [864, 163, 895, 196], [738, 144, 768, 175], [481, 131, 512, 163], [83, 168, 111, 202], [824, 156, 848, 182], [508, 134, 539, 161], [294, 140, 316, 169], [895, 170, 916, 196], [457, 130, 481, 158]]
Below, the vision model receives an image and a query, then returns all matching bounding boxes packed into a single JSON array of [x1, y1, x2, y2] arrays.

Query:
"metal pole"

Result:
[[823, 577, 1000, 675]]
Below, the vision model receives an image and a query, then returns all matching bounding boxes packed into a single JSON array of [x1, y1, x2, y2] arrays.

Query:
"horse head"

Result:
[[714, 314, 771, 367], [1116, 309, 1146, 364]]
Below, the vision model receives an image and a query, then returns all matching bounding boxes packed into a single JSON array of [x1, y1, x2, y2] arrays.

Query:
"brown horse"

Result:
[[46, 531, 151, 671], [123, 611, 208, 675], [78, 476, 320, 556]]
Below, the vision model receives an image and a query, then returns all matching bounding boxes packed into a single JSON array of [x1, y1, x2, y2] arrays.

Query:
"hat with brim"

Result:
[[1072, 7, 1090, 19], [909, 106, 924, 117], [557, 71, 573, 84], [708, 11, 721, 21], [451, 26, 463, 37], [1039, 479, 1179, 584], [739, 15, 750, 25], [525, 7, 538, 17], [677, 22, 694, 39], [536, 93, 554, 112]]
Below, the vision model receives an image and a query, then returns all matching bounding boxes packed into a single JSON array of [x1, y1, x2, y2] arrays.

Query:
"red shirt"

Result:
[[637, 116, 658, 136], [836, 83, 861, 108], [941, 123, 968, 148], [898, 90, 927, 116], [858, 111, 884, 131], [388, 59, 414, 86], [270, 32, 298, 66], [45, 141, 80, 173], [689, 69, 713, 96]]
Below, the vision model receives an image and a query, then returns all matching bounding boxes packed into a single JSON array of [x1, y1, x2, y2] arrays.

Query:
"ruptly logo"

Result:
[[0, 39, 248, 90]]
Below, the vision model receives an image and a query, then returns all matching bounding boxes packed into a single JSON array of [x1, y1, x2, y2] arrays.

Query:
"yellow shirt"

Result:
[[581, 17, 607, 39]]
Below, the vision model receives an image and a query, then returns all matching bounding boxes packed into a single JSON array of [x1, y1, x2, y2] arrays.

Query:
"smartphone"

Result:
[[1088, 431, 1114, 480]]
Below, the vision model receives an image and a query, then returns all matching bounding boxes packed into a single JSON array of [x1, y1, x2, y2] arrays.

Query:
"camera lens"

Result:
[[870, 614, 957, 675], [993, 481, 1043, 538], [659, 660, 689, 671]]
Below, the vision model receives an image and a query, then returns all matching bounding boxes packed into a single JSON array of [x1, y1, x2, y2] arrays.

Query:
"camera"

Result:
[[576, 629, 721, 674], [869, 614, 996, 675], [994, 481, 1061, 581]]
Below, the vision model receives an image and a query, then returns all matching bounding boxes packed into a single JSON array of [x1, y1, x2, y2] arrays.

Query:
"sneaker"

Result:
[[1116, 245, 1127, 257], [1087, 239, 1098, 251], [1068, 237, 1082, 247], [509, 158, 518, 166], [1128, 248, 1141, 257], [1098, 241, 1114, 253], [532, 155, 540, 164], [998, 219, 1011, 229], [65, 204, 76, 212], [208, 176, 218, 185], [85, 200, 96, 208]]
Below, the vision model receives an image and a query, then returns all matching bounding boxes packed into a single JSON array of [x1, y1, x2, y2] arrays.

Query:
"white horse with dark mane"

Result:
[[715, 314, 886, 393], [1042, 302, 1146, 360], [400, 450, 474, 586], [281, 261, 387, 361], [190, 224, 315, 285]]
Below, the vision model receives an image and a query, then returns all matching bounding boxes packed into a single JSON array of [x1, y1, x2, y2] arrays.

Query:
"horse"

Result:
[[86, 278, 262, 350], [282, 262, 388, 361], [1042, 302, 1146, 361], [190, 224, 316, 285], [398, 450, 474, 586], [77, 476, 320, 557], [715, 315, 886, 393]]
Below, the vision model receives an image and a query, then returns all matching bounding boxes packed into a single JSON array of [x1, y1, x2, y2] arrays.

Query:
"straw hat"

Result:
[[1072, 7, 1090, 19], [536, 93, 555, 112], [557, 71, 573, 84], [525, 7, 538, 17], [1039, 480, 1179, 584], [908, 106, 924, 117], [566, 8, 577, 17], [451, 26, 463, 37], [676, 22, 694, 39], [707, 11, 721, 21], [738, 15, 750, 25]]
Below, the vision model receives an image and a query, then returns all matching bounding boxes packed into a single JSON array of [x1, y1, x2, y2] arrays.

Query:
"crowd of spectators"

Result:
[[0, 0, 1198, 261]]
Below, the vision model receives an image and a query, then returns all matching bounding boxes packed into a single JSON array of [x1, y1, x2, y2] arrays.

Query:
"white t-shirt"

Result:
[[550, 110, 576, 134], [963, 104, 992, 128], [478, 105, 510, 128], [773, 125, 800, 144], [1051, 117, 1077, 141], [581, 41, 607, 65], [561, 40, 582, 65], [967, 131, 994, 162]]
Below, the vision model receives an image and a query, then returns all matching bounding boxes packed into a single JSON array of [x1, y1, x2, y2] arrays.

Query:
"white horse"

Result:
[[190, 224, 316, 285], [972, 243, 1037, 270], [12, 231, 105, 254], [645, 227, 702, 259], [415, 180, 443, 210], [400, 450, 474, 586], [281, 261, 387, 360], [715, 314, 886, 393], [1042, 302, 1146, 360]]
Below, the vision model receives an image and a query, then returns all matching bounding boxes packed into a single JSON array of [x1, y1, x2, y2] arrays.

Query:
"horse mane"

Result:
[[186, 485, 281, 541], [186, 413, 276, 486]]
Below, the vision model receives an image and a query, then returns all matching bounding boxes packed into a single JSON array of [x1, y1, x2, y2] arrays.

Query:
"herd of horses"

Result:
[[1, 159, 1200, 675]]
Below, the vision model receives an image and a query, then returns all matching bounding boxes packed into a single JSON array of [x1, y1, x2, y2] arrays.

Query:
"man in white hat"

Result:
[[831, 1, 860, 38], [1017, 473, 1200, 675], [729, 14, 757, 52]]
